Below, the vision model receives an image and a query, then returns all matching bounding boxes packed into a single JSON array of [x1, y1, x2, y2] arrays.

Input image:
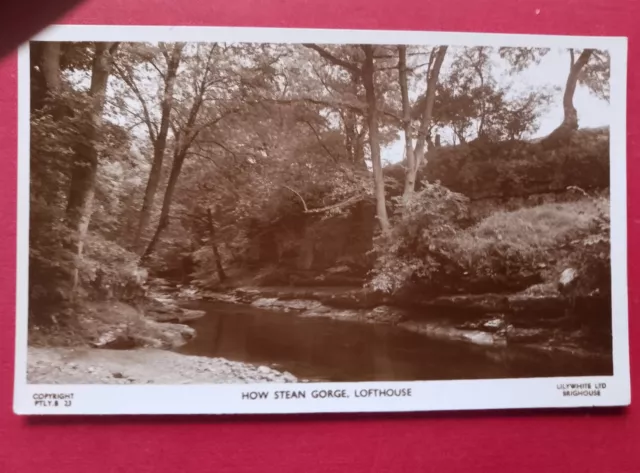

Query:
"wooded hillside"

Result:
[[28, 41, 611, 329]]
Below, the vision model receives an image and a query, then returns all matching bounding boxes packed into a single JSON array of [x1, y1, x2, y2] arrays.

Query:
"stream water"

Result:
[[177, 300, 612, 382]]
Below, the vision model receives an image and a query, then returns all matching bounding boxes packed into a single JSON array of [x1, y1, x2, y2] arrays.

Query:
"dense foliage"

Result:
[[371, 194, 610, 297], [28, 40, 612, 329], [424, 128, 610, 199]]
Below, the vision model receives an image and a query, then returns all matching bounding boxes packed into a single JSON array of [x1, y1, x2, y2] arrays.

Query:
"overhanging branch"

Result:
[[283, 186, 366, 214]]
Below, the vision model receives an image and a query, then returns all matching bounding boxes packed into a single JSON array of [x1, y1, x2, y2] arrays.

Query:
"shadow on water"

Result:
[[177, 300, 613, 382]]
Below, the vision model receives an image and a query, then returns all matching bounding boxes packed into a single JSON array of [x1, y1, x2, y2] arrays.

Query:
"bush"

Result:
[[369, 182, 469, 293], [424, 128, 609, 200], [446, 197, 610, 293], [81, 233, 147, 303], [370, 193, 610, 297]]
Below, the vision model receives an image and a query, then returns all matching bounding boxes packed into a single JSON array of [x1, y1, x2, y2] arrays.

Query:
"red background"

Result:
[[0, 0, 638, 471]]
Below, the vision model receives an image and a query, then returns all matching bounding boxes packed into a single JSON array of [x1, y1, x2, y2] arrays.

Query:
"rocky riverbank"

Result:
[[27, 289, 299, 385], [191, 280, 611, 356], [27, 347, 298, 384]]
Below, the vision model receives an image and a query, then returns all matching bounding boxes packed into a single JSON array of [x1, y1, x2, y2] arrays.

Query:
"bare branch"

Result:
[[148, 57, 166, 81], [283, 186, 366, 214], [303, 120, 340, 163], [283, 185, 309, 212], [303, 193, 366, 214], [112, 61, 158, 142], [197, 138, 239, 158], [303, 44, 361, 75]]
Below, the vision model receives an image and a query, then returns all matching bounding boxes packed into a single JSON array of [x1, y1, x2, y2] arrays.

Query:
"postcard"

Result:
[[13, 25, 629, 415]]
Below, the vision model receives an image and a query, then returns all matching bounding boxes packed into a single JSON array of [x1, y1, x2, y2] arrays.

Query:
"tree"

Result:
[[361, 45, 391, 234], [40, 42, 62, 95], [398, 45, 448, 202], [560, 49, 595, 131], [546, 48, 609, 139], [66, 42, 120, 290], [206, 207, 227, 282], [141, 43, 272, 260], [432, 46, 554, 144], [303, 44, 395, 234], [114, 42, 186, 250], [140, 43, 216, 260]]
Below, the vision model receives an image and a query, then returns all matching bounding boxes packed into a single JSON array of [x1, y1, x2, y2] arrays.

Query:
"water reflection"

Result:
[[178, 301, 612, 382]]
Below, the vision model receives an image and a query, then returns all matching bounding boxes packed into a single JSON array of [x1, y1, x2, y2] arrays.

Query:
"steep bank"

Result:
[[236, 128, 609, 288], [27, 347, 298, 384]]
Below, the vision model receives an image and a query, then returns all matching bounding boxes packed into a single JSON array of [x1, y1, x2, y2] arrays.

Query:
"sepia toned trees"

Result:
[[28, 40, 611, 323]]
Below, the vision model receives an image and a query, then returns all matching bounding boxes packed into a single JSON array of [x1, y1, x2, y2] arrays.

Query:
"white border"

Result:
[[14, 25, 630, 416]]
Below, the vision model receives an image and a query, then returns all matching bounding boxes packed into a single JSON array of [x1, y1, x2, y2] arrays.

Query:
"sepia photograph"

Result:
[[14, 26, 629, 415]]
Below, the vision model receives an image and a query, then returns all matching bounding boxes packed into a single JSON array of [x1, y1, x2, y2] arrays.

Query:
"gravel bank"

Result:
[[27, 347, 298, 385]]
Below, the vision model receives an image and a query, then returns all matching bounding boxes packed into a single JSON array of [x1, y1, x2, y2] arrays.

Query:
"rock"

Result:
[[147, 305, 177, 315], [257, 366, 271, 374], [418, 293, 510, 314], [324, 290, 389, 310], [92, 331, 137, 350], [250, 297, 280, 309], [558, 268, 579, 295], [178, 309, 206, 322], [399, 321, 497, 346], [136, 321, 196, 349], [369, 306, 405, 324], [482, 317, 504, 332], [251, 297, 322, 312], [507, 327, 549, 344], [326, 265, 351, 274], [201, 292, 240, 303], [178, 287, 199, 300]]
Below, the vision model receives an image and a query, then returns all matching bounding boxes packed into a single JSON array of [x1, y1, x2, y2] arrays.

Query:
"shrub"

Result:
[[445, 197, 610, 293], [81, 233, 147, 302], [369, 182, 469, 293], [370, 193, 610, 297], [424, 128, 609, 200]]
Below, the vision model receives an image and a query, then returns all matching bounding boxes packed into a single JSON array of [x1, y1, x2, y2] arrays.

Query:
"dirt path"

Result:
[[27, 347, 298, 385]]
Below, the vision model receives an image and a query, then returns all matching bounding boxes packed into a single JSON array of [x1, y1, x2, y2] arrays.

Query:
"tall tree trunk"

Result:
[[141, 146, 188, 261], [139, 44, 211, 261], [34, 42, 65, 118], [206, 208, 227, 282], [343, 109, 357, 162], [40, 42, 62, 94], [403, 46, 447, 201], [361, 45, 390, 235], [342, 111, 367, 170], [398, 46, 417, 203], [66, 42, 119, 290], [135, 43, 185, 250], [355, 125, 366, 164], [561, 49, 594, 131]]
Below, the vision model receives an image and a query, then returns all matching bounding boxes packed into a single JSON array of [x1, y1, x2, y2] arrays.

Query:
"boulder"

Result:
[[91, 331, 137, 350], [140, 321, 196, 349], [558, 268, 579, 295], [482, 317, 504, 332], [251, 297, 323, 312]]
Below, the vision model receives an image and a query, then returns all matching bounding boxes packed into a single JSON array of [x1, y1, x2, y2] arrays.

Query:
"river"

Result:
[[177, 300, 612, 382]]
